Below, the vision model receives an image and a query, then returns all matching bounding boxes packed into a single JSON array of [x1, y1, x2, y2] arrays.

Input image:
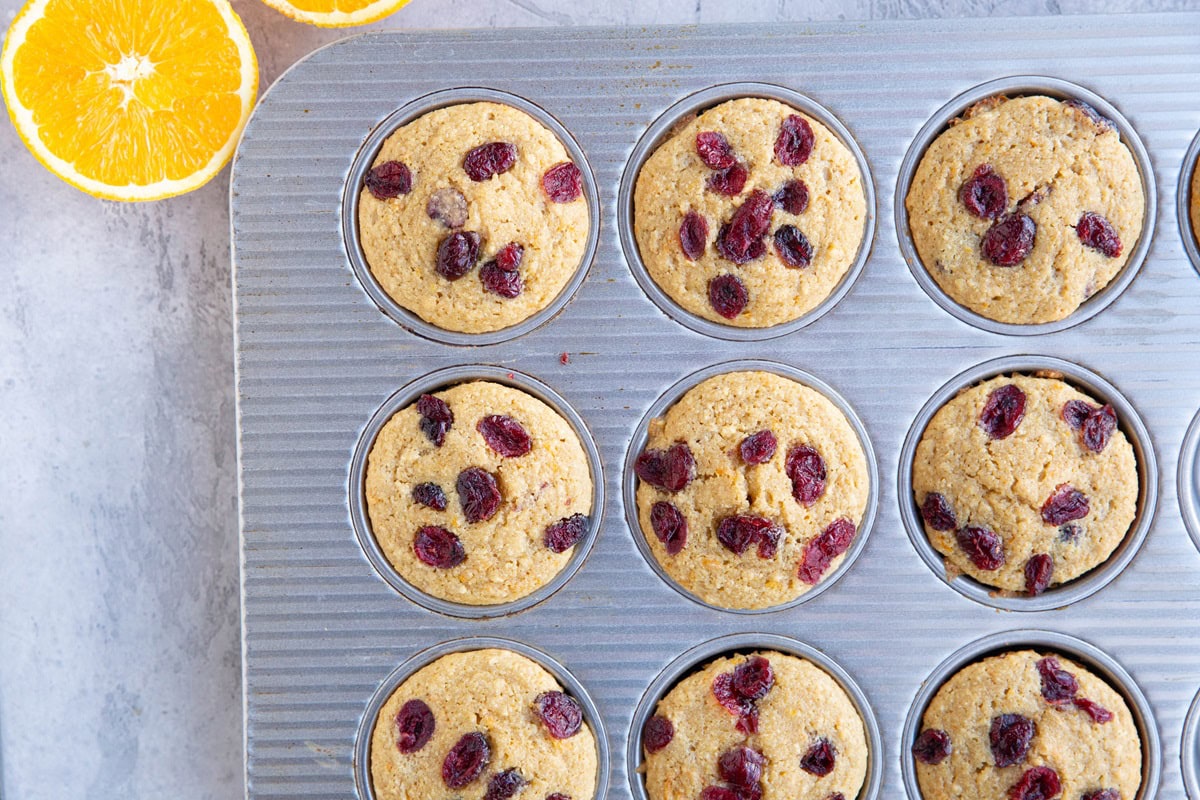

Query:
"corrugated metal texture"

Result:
[[232, 15, 1200, 800]]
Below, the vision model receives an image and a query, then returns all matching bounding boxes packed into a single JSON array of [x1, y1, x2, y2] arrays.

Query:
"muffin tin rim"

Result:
[[1177, 126, 1200, 275], [899, 628, 1162, 800], [621, 357, 880, 614], [1176, 406, 1200, 557], [893, 74, 1158, 336], [1182, 687, 1200, 800], [625, 631, 883, 800], [341, 85, 602, 347], [896, 353, 1160, 612], [352, 635, 611, 800], [616, 80, 877, 341], [347, 363, 606, 618]]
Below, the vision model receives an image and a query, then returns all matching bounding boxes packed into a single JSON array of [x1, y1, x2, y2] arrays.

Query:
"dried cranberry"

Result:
[[534, 691, 582, 739], [1076, 211, 1122, 258], [1081, 790, 1120, 800], [413, 526, 465, 568], [717, 516, 781, 558], [989, 714, 1035, 767], [485, 769, 528, 800], [643, 715, 674, 753], [712, 672, 745, 716], [457, 467, 501, 523], [546, 795, 572, 800], [1041, 484, 1089, 525], [773, 179, 809, 215], [699, 788, 741, 800], [364, 160, 412, 199], [1025, 553, 1054, 596], [732, 656, 774, 702], [756, 525, 782, 559], [544, 513, 587, 553], [1081, 405, 1117, 453], [709, 274, 749, 319], [912, 729, 952, 765], [679, 211, 709, 261], [489, 241, 523, 272], [1008, 766, 1061, 800], [436, 230, 482, 280], [920, 493, 957, 531], [774, 225, 814, 268], [635, 442, 695, 492], [959, 164, 1008, 220], [650, 502, 688, 555], [979, 384, 1027, 440], [775, 115, 815, 166], [417, 393, 454, 447], [800, 738, 836, 776], [477, 415, 532, 457], [480, 261, 522, 298], [426, 187, 468, 228], [718, 746, 765, 787], [1062, 400, 1093, 430], [799, 517, 856, 584], [1065, 99, 1116, 131], [707, 163, 748, 197], [982, 213, 1036, 267], [542, 162, 582, 202], [463, 141, 517, 181], [442, 732, 490, 788], [740, 430, 777, 464], [395, 699, 435, 753], [1074, 697, 1114, 723], [826, 795, 846, 800], [1059, 523, 1082, 543], [696, 131, 738, 169], [412, 482, 447, 511], [716, 190, 774, 264], [1037, 656, 1079, 703], [955, 526, 1005, 571], [786, 444, 827, 506]]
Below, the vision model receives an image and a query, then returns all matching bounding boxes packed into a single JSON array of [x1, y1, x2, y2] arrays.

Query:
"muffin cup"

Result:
[[617, 82, 876, 341], [894, 75, 1157, 335], [354, 636, 610, 800], [1183, 687, 1200, 800], [1178, 127, 1200, 275], [342, 87, 600, 346], [900, 629, 1161, 800], [622, 358, 878, 614], [627, 632, 881, 800], [1176, 407, 1200, 557], [348, 364, 604, 618], [898, 354, 1158, 611]]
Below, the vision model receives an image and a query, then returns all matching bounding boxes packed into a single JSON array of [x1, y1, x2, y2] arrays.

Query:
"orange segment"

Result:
[[1, 0, 258, 201], [259, 0, 412, 28]]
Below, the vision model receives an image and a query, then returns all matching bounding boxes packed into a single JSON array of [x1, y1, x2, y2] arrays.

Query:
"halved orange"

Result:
[[1, 0, 258, 202], [259, 0, 412, 28]]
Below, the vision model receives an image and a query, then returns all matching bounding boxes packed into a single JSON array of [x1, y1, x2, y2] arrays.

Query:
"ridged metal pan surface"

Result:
[[230, 14, 1200, 800]]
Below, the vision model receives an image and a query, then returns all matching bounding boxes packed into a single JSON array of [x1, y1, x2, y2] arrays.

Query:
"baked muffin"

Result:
[[633, 97, 867, 327], [371, 648, 597, 800], [912, 373, 1138, 596], [912, 650, 1141, 800], [633, 370, 869, 609], [358, 101, 589, 334], [365, 380, 592, 605], [642, 650, 867, 800], [906, 95, 1144, 324], [1191, 157, 1200, 249]]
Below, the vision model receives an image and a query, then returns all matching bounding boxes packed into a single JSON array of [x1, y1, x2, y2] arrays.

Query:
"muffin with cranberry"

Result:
[[633, 97, 867, 327]]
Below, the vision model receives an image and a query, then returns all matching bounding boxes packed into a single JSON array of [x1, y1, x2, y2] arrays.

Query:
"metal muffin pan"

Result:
[[894, 75, 1157, 337], [899, 629, 1161, 800], [617, 82, 877, 342], [897, 354, 1159, 613], [1179, 128, 1200, 276], [621, 358, 879, 614], [352, 636, 610, 800], [626, 632, 882, 800], [231, 14, 1200, 800], [341, 86, 601, 347], [347, 364, 605, 618]]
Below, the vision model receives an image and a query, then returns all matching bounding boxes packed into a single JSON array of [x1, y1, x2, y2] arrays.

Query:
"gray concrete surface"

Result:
[[0, 1, 1191, 798]]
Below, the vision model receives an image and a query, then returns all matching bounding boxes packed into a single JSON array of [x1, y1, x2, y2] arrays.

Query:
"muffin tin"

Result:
[[230, 13, 1200, 800]]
